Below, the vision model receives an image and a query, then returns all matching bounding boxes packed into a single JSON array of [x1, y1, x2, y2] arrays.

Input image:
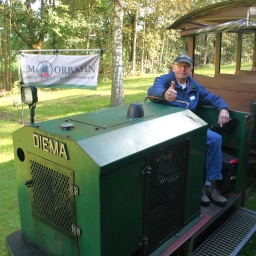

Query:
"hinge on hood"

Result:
[[69, 184, 79, 196], [71, 224, 82, 236]]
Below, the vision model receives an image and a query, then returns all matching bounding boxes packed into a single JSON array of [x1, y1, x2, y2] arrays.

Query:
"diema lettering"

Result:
[[33, 133, 69, 160]]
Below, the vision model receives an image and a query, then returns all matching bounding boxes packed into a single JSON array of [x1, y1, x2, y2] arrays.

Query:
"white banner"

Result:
[[20, 54, 101, 89]]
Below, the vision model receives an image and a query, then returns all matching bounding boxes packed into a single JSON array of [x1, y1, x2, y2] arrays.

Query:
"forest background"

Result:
[[0, 0, 254, 101]]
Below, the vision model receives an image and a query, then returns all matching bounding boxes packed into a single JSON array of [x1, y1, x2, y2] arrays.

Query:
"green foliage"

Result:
[[0, 0, 255, 94], [0, 0, 213, 88]]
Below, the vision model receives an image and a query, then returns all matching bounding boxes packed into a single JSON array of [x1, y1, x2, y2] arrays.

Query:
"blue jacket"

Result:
[[147, 70, 229, 112]]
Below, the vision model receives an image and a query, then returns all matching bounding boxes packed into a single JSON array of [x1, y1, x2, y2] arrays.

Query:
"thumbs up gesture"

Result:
[[164, 81, 177, 102]]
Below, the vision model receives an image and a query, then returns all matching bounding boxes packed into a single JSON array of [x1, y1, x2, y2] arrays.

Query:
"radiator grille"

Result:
[[29, 158, 76, 239], [143, 140, 189, 255]]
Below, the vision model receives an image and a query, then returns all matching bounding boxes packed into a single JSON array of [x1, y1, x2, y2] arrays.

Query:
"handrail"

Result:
[[144, 96, 189, 109], [18, 48, 105, 54]]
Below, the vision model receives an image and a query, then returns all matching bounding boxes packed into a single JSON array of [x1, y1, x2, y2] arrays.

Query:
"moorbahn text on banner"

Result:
[[20, 53, 101, 89]]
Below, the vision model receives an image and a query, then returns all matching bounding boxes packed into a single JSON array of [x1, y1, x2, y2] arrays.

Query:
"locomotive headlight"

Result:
[[21, 86, 38, 105], [21, 85, 38, 124]]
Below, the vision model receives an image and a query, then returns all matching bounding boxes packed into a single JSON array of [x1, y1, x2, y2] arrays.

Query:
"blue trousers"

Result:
[[205, 129, 223, 182]]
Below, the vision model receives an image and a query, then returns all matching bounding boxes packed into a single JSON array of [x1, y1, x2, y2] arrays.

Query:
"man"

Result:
[[147, 53, 230, 206]]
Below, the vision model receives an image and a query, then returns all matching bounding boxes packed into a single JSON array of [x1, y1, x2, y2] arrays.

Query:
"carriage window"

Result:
[[194, 33, 216, 76], [194, 32, 255, 77], [241, 33, 254, 71], [220, 33, 237, 74]]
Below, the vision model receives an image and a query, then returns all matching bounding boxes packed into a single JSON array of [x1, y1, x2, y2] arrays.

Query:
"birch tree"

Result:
[[111, 0, 124, 106]]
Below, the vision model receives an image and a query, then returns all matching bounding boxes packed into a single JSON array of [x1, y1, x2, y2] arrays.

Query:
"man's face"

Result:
[[172, 62, 193, 81]]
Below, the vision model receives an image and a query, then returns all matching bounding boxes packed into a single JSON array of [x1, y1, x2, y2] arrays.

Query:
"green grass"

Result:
[[194, 61, 252, 76], [1, 67, 256, 255]]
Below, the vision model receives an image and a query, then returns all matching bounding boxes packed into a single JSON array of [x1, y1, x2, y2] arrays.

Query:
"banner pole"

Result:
[[17, 52, 25, 126], [19, 49, 104, 54]]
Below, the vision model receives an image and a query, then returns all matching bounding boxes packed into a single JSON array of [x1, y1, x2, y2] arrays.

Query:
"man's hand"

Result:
[[164, 81, 177, 102], [218, 108, 230, 127]]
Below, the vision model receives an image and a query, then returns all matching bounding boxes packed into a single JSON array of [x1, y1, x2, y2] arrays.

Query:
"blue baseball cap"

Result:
[[174, 54, 193, 66]]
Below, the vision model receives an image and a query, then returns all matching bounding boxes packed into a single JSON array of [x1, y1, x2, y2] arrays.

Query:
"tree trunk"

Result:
[[111, 0, 124, 106], [141, 16, 146, 75], [203, 34, 208, 66], [52, 0, 57, 48], [141, 32, 145, 75], [159, 37, 165, 70], [164, 38, 169, 68], [131, 11, 137, 75], [11, 0, 45, 50], [7, 0, 12, 89], [0, 43, 3, 91], [2, 1, 9, 90]]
